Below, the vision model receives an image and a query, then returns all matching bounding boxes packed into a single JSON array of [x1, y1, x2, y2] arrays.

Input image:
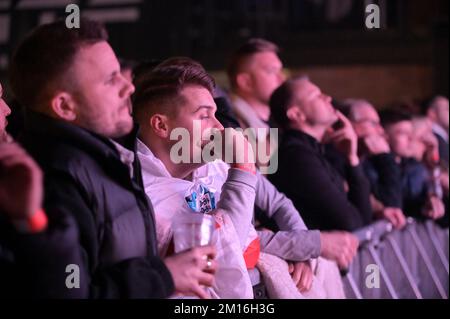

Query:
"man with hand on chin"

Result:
[[269, 77, 373, 232]]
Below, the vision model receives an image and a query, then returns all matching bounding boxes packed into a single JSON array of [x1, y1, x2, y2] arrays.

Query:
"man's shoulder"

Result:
[[21, 134, 108, 187], [279, 133, 318, 157]]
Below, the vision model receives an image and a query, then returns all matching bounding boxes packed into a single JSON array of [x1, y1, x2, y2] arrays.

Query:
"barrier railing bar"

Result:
[[385, 234, 423, 299], [344, 273, 363, 299], [424, 221, 449, 274], [367, 244, 399, 299], [406, 220, 447, 299], [344, 261, 363, 299]]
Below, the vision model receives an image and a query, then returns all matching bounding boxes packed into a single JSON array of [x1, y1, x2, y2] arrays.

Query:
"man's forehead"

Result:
[[181, 86, 215, 105], [251, 51, 282, 67], [435, 97, 449, 109], [74, 41, 119, 69], [392, 121, 413, 131], [357, 104, 379, 119], [295, 80, 318, 97]]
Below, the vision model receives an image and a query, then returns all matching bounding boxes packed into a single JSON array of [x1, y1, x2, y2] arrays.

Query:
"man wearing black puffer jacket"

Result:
[[6, 19, 216, 298]]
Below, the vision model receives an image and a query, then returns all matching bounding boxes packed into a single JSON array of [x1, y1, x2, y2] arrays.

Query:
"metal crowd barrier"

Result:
[[343, 218, 449, 299]]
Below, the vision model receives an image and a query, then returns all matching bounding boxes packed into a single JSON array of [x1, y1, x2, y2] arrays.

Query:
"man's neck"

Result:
[[140, 133, 199, 179], [237, 93, 271, 122], [164, 161, 196, 180], [291, 123, 328, 143]]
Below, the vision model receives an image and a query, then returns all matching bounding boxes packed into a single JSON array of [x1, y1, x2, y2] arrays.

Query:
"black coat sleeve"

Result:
[[345, 163, 373, 226], [0, 210, 88, 298], [366, 153, 403, 208], [273, 145, 370, 231]]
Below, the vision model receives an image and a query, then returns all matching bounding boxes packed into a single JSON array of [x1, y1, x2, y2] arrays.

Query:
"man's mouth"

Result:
[[121, 99, 132, 114]]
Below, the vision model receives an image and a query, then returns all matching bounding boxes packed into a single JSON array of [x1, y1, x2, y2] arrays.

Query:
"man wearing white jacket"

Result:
[[132, 57, 357, 298]]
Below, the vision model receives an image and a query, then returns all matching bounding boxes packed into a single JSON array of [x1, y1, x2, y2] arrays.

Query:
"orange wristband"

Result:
[[13, 209, 48, 233], [232, 163, 256, 175]]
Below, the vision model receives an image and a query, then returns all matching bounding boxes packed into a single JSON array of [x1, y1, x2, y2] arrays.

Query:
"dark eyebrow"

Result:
[[107, 70, 120, 79], [192, 105, 216, 114]]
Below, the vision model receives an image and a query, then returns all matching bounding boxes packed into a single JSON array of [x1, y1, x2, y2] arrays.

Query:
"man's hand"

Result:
[[363, 134, 390, 155], [164, 245, 217, 299], [319, 231, 359, 269], [222, 128, 256, 173], [288, 260, 313, 293], [378, 207, 406, 229], [384, 208, 407, 229], [326, 111, 359, 166], [423, 195, 445, 220], [0, 143, 43, 220]]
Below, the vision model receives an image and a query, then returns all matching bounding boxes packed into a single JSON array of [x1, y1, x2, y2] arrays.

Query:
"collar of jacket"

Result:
[[282, 129, 324, 154], [22, 110, 140, 162]]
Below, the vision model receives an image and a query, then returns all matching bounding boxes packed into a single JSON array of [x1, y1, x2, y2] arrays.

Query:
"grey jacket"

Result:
[[254, 173, 321, 261], [194, 161, 322, 261]]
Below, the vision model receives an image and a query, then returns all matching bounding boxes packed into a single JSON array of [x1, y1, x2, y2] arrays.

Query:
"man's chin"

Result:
[[110, 120, 134, 138]]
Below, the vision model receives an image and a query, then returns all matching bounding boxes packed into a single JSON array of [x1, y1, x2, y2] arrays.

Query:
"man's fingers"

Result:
[[191, 284, 210, 299], [387, 210, 401, 229], [297, 269, 312, 293], [301, 272, 313, 292], [349, 235, 359, 253], [429, 199, 444, 219], [335, 111, 352, 126], [292, 266, 302, 285], [202, 258, 217, 274], [288, 263, 294, 274], [197, 271, 215, 288], [338, 256, 349, 269], [396, 211, 406, 228], [197, 245, 217, 260], [392, 214, 401, 228]]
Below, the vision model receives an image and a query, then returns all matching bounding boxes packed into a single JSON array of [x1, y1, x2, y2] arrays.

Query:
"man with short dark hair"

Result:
[[9, 19, 216, 298], [226, 38, 285, 171], [269, 77, 373, 231], [381, 110, 445, 221], [133, 58, 356, 298]]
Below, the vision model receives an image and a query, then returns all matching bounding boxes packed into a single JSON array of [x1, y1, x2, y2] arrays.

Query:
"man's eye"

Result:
[[200, 115, 210, 120], [106, 76, 117, 85]]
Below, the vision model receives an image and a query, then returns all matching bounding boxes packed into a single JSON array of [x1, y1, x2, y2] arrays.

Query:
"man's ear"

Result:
[[150, 114, 170, 138], [236, 72, 252, 93], [427, 108, 437, 122], [50, 92, 77, 121], [286, 105, 304, 123]]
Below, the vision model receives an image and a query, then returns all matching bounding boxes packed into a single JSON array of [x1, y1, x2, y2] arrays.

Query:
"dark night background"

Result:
[[0, 0, 448, 108]]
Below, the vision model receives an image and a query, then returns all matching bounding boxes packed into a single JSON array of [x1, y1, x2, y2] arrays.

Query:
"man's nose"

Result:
[[277, 71, 286, 84], [376, 125, 384, 135], [213, 116, 224, 131], [0, 100, 11, 116], [120, 74, 135, 98]]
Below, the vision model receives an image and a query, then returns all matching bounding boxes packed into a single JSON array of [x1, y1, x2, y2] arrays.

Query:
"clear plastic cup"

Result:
[[173, 213, 215, 253]]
